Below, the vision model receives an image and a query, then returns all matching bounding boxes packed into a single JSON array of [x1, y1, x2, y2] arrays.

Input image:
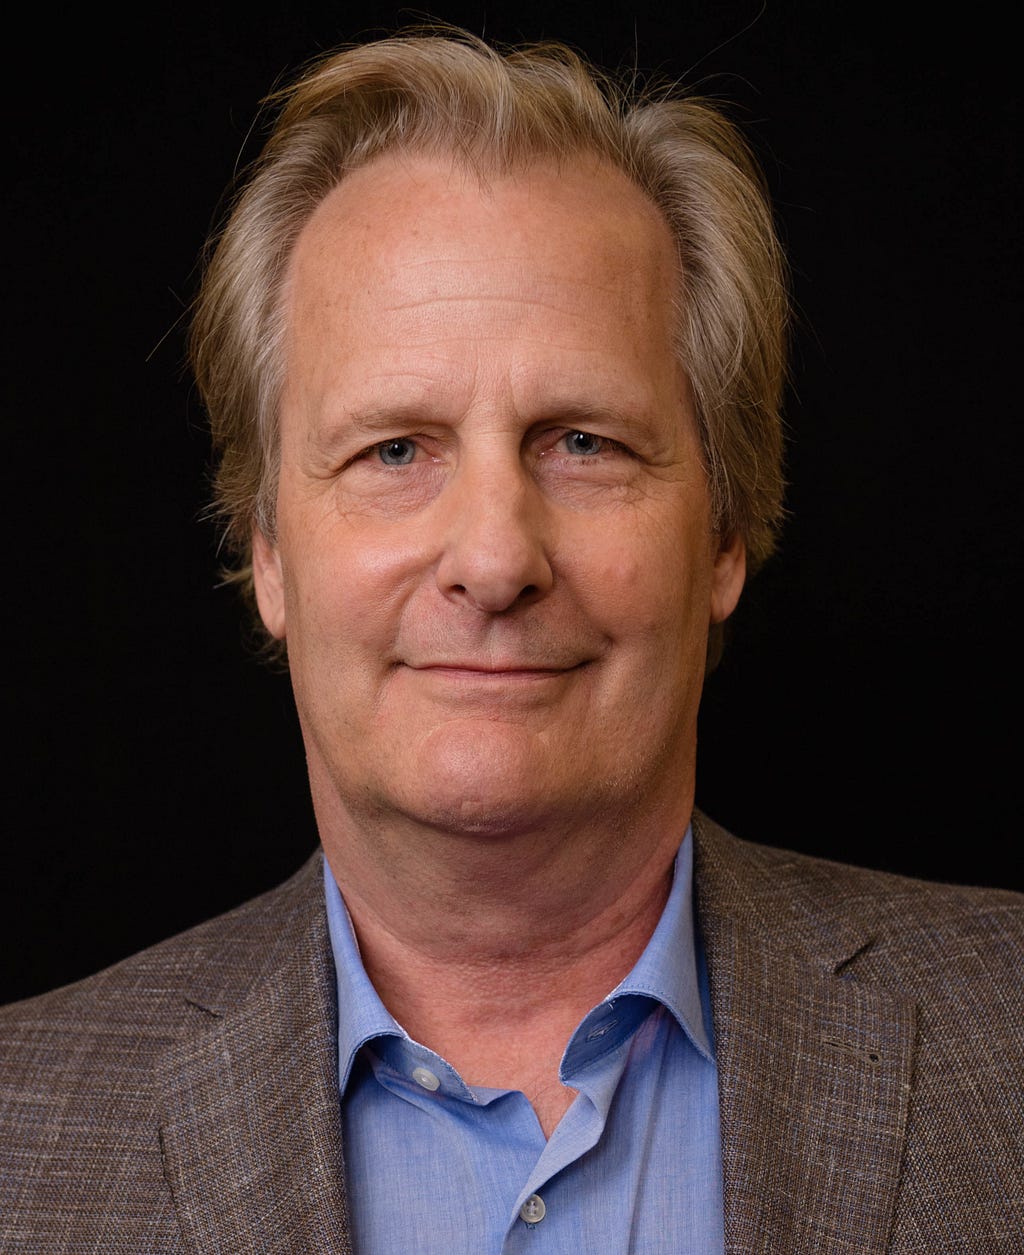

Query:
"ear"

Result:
[[709, 531, 746, 625], [252, 529, 287, 640]]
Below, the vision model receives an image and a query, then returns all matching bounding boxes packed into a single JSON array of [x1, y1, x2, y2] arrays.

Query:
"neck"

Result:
[[316, 756, 689, 969], [316, 762, 691, 1129]]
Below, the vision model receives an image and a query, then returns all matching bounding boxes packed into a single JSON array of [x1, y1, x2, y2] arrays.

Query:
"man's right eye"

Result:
[[377, 438, 417, 466]]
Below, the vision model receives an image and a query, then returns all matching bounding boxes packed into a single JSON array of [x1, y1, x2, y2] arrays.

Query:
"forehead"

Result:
[[286, 149, 678, 322], [280, 150, 685, 424]]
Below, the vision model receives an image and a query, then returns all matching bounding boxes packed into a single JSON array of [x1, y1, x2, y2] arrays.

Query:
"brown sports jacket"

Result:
[[2, 813, 1022, 1252]]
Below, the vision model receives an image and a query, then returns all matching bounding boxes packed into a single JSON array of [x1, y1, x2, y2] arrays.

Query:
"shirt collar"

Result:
[[606, 825, 713, 1060], [323, 823, 711, 1094], [322, 858, 404, 1093]]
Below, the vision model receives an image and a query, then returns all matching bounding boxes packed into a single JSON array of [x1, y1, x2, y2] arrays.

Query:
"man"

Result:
[[1, 30, 1021, 1254]]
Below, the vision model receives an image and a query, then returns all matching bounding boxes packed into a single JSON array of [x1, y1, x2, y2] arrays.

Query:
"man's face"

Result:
[[254, 152, 744, 843]]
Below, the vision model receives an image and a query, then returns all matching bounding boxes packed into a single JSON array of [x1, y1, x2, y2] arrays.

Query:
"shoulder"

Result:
[[693, 815, 1024, 1241], [0, 851, 323, 1040], [693, 808, 1024, 1034], [0, 851, 323, 1232], [693, 808, 1023, 941]]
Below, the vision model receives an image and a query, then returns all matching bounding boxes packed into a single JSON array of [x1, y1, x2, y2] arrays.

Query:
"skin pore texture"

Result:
[[252, 151, 745, 1136]]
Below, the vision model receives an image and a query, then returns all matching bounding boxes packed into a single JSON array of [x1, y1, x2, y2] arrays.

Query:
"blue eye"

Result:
[[378, 438, 417, 466], [564, 430, 603, 456]]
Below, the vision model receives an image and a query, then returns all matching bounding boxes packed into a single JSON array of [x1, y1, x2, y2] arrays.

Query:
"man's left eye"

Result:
[[377, 438, 417, 466], [562, 430, 604, 456]]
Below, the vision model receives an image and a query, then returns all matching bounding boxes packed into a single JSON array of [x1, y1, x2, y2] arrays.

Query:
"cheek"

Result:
[[572, 516, 714, 643], [279, 512, 439, 667]]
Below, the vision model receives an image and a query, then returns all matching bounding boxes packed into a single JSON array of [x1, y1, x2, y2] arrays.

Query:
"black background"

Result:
[[4, 1, 1020, 1005]]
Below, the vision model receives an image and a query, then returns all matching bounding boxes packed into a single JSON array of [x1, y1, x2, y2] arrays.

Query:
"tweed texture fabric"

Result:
[[692, 815, 1024, 1253], [0, 858, 351, 1254], [1, 813, 1021, 1253]]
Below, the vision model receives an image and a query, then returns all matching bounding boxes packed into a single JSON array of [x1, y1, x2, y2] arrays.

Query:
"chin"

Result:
[[404, 793, 555, 839], [390, 719, 595, 838]]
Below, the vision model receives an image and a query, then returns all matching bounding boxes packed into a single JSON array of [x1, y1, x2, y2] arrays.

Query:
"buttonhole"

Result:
[[821, 1034, 882, 1065]]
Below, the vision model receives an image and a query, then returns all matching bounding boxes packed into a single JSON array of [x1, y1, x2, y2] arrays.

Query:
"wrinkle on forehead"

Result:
[[285, 148, 679, 324], [279, 149, 688, 453]]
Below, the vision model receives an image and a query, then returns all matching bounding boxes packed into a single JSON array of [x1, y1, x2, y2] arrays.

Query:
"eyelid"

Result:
[[344, 425, 634, 468], [349, 434, 423, 462], [544, 427, 631, 457]]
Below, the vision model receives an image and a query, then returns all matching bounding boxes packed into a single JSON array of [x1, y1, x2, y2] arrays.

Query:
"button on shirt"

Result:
[[324, 827, 724, 1254]]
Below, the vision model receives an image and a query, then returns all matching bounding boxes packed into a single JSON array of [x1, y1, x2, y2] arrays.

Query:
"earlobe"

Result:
[[710, 533, 746, 625], [252, 530, 287, 639]]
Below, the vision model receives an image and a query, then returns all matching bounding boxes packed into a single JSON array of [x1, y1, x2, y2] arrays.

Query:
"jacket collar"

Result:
[[692, 811, 915, 1253], [157, 853, 353, 1254], [157, 820, 916, 1254]]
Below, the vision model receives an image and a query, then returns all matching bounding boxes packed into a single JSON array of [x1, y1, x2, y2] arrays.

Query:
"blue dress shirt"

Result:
[[324, 827, 725, 1253]]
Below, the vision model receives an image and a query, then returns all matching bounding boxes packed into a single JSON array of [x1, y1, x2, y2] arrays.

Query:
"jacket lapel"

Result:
[[693, 814, 916, 1254], [153, 821, 917, 1252], [156, 856, 353, 1254]]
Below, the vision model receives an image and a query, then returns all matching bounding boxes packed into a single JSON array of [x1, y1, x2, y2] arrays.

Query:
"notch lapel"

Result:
[[157, 858, 352, 1254], [693, 815, 916, 1254]]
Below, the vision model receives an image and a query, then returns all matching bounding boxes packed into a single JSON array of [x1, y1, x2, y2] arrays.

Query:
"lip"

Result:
[[406, 663, 581, 678]]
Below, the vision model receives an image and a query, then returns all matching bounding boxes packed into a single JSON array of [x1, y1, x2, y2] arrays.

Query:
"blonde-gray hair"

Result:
[[191, 29, 787, 645]]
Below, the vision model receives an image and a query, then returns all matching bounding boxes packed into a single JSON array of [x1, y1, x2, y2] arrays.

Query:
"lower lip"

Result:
[[410, 666, 575, 683]]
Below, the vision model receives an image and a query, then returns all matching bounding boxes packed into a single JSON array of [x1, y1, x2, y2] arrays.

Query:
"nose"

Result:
[[434, 458, 554, 613]]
